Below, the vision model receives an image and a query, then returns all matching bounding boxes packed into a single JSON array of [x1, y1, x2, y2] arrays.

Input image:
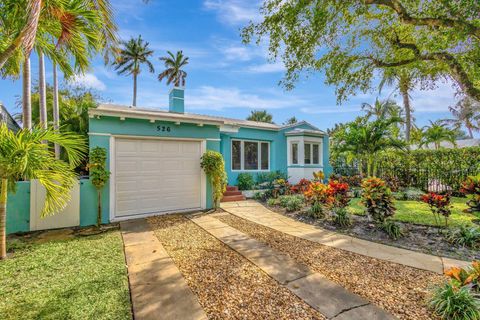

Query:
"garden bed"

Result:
[[0, 227, 132, 320], [266, 201, 479, 262], [148, 214, 324, 319], [215, 212, 443, 320]]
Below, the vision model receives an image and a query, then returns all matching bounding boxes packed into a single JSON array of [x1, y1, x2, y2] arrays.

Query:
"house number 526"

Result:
[[157, 126, 171, 132]]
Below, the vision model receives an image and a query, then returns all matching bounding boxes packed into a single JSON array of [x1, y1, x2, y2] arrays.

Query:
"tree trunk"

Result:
[[22, 57, 32, 130], [132, 73, 137, 107], [38, 51, 47, 129], [97, 190, 102, 226], [400, 87, 411, 142], [0, 178, 8, 260], [53, 62, 60, 158], [467, 126, 474, 139], [0, 0, 42, 69]]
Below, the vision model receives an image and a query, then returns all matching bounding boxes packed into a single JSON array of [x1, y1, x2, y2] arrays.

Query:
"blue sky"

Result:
[[0, 0, 468, 133]]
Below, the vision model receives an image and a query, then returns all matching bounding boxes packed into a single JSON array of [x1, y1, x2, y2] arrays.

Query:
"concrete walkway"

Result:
[[191, 214, 396, 320], [220, 200, 470, 274], [120, 219, 206, 320]]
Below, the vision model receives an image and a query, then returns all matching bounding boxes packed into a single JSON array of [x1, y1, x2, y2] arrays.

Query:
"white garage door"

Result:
[[114, 138, 202, 218]]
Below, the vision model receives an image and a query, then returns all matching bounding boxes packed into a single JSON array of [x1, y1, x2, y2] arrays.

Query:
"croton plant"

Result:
[[361, 177, 396, 223], [421, 192, 452, 227], [460, 174, 480, 213]]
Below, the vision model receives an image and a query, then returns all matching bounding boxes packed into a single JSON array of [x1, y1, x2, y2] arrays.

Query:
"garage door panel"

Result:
[[114, 138, 202, 218]]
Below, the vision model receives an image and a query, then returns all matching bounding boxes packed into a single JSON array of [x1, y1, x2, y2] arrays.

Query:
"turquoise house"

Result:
[[7, 87, 331, 233]]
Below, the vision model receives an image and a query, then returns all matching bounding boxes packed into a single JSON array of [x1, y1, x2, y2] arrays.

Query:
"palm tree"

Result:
[[38, 50, 47, 129], [379, 69, 415, 142], [0, 0, 117, 69], [332, 116, 405, 176], [158, 50, 189, 87], [0, 123, 87, 259], [22, 57, 32, 129], [361, 98, 403, 120], [283, 116, 298, 125], [113, 35, 155, 106], [247, 110, 274, 123], [420, 120, 457, 149], [442, 97, 480, 138]]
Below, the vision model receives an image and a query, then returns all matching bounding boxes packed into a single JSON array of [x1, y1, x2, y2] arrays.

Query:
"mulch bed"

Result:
[[148, 215, 325, 320], [215, 213, 444, 320], [268, 204, 479, 261]]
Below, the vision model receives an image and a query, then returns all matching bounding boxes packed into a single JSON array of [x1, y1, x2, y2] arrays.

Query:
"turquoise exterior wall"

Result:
[[6, 181, 30, 234], [88, 115, 221, 222], [220, 122, 329, 185]]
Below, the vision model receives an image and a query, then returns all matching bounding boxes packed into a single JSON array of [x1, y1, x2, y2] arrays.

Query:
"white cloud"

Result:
[[222, 46, 255, 61], [203, 0, 261, 25], [69, 73, 106, 91], [247, 61, 286, 73], [186, 86, 306, 110]]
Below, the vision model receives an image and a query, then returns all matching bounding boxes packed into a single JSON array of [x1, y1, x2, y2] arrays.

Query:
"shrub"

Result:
[[88, 147, 110, 226], [237, 173, 254, 191], [392, 188, 424, 201], [253, 191, 264, 200], [329, 180, 350, 208], [429, 282, 480, 320], [307, 202, 325, 219], [256, 170, 288, 186], [200, 151, 227, 209], [461, 174, 480, 213], [350, 187, 362, 198], [381, 220, 404, 240], [329, 173, 364, 187], [447, 226, 480, 249], [285, 197, 303, 212], [304, 182, 334, 207], [332, 207, 351, 228], [312, 170, 325, 181], [361, 177, 396, 223], [266, 198, 277, 206], [421, 193, 452, 227], [290, 178, 310, 194]]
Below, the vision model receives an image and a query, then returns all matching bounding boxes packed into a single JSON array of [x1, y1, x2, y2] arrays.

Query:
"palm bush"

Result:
[[0, 124, 86, 259], [332, 207, 351, 228]]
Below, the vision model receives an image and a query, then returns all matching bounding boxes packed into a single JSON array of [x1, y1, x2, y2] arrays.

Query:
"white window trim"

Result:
[[231, 139, 270, 172], [304, 142, 321, 165], [291, 142, 299, 165]]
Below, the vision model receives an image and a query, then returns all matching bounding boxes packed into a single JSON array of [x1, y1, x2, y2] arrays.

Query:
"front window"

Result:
[[291, 143, 298, 164], [304, 143, 311, 164], [304, 142, 321, 165], [231, 140, 269, 171]]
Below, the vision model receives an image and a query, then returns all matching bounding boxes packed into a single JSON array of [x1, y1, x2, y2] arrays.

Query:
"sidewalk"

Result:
[[220, 200, 470, 274]]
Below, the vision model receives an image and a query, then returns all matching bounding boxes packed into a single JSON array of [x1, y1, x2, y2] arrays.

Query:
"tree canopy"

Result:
[[246, 110, 274, 123], [242, 0, 480, 101]]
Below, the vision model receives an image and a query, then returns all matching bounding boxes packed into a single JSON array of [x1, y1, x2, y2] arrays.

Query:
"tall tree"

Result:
[[113, 35, 155, 107], [442, 98, 480, 139], [420, 121, 457, 149], [283, 116, 298, 125], [38, 50, 47, 129], [158, 50, 189, 87], [361, 99, 402, 120], [247, 110, 274, 123], [242, 1, 480, 101], [0, 124, 86, 259], [379, 69, 416, 141], [22, 57, 32, 129]]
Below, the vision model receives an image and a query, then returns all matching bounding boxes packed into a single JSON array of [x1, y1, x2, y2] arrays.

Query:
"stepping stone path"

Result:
[[191, 214, 396, 320], [221, 200, 471, 273], [120, 219, 206, 320]]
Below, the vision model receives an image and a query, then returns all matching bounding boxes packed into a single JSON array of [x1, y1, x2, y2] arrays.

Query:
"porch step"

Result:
[[223, 190, 243, 196], [226, 186, 239, 192], [221, 194, 246, 202]]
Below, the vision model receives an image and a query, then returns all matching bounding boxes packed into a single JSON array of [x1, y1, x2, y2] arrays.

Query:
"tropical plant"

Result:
[[443, 98, 480, 139], [246, 110, 274, 123], [280, 195, 303, 212], [283, 116, 298, 125], [307, 201, 324, 219], [361, 99, 403, 121], [361, 177, 396, 223], [332, 116, 405, 176], [304, 181, 334, 207], [237, 173, 254, 191], [421, 193, 452, 227], [113, 35, 155, 106], [381, 220, 404, 240], [447, 226, 480, 249], [312, 170, 325, 182], [430, 261, 480, 320], [200, 151, 227, 209], [332, 207, 351, 228], [328, 180, 350, 208], [420, 121, 457, 150], [461, 174, 480, 213], [0, 123, 86, 259], [158, 50, 189, 87], [429, 282, 480, 320], [88, 147, 110, 226], [290, 178, 310, 194], [379, 69, 417, 142], [266, 198, 277, 206], [242, 1, 480, 101]]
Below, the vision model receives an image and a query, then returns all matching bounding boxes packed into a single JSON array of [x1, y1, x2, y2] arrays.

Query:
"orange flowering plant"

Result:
[[303, 181, 334, 206], [444, 261, 480, 292], [421, 192, 452, 227], [328, 180, 350, 208], [361, 177, 396, 223], [460, 174, 480, 213]]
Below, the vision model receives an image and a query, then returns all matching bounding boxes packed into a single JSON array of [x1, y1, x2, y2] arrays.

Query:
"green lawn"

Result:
[[0, 229, 132, 320], [348, 197, 479, 228]]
